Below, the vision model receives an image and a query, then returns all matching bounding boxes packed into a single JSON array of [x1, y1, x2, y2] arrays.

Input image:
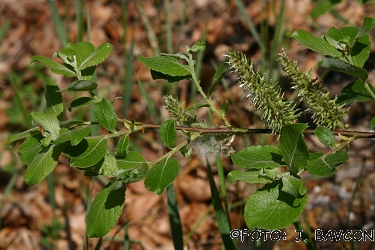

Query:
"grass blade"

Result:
[[268, 0, 286, 78], [167, 185, 183, 250], [0, 20, 9, 43], [136, 75, 159, 123], [123, 31, 135, 117], [76, 0, 84, 42], [233, 0, 263, 50], [165, 0, 173, 53], [206, 158, 235, 250], [46, 0, 68, 46], [136, 0, 160, 54]]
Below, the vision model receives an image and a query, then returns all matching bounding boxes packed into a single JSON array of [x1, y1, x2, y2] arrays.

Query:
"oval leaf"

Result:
[[117, 151, 145, 170], [319, 57, 368, 82], [93, 98, 118, 132], [31, 111, 60, 141], [160, 120, 176, 149], [18, 135, 43, 165], [306, 150, 349, 177], [231, 145, 284, 169], [45, 78, 63, 120], [54, 126, 91, 146], [7, 127, 39, 144], [86, 181, 126, 237], [245, 180, 308, 230], [69, 97, 95, 111], [67, 80, 98, 91], [314, 126, 336, 147], [290, 30, 342, 58], [281, 174, 306, 198], [228, 169, 277, 184], [65, 138, 107, 168], [30, 55, 77, 78], [278, 124, 309, 174], [138, 55, 192, 77], [116, 135, 129, 156], [24, 144, 65, 185], [337, 80, 374, 106], [145, 158, 179, 195], [79, 43, 114, 70], [209, 59, 230, 95], [61, 42, 95, 67]]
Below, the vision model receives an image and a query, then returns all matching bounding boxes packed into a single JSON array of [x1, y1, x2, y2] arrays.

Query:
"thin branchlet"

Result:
[[277, 48, 347, 129], [225, 50, 299, 134]]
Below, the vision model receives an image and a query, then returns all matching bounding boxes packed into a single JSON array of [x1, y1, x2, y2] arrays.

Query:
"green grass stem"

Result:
[[206, 158, 235, 249], [136, 0, 160, 54], [46, 0, 68, 46]]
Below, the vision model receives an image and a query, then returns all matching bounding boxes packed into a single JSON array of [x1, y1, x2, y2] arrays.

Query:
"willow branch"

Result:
[[116, 119, 375, 139]]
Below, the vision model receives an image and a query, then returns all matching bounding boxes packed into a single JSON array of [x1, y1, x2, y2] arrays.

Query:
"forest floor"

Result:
[[1, 0, 375, 249]]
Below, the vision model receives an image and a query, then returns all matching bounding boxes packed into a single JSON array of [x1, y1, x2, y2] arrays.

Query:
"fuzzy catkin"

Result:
[[277, 48, 347, 129], [225, 50, 299, 134]]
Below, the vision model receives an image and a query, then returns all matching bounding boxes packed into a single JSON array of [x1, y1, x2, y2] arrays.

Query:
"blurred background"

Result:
[[1, 0, 375, 249]]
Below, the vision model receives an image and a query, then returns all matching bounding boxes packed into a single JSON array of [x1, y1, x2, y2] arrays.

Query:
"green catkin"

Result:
[[163, 95, 196, 126], [225, 50, 299, 134], [276, 48, 347, 130]]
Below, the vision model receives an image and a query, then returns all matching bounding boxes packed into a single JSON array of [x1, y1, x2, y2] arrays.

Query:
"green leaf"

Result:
[[290, 30, 342, 58], [31, 111, 60, 140], [314, 126, 336, 147], [54, 126, 91, 146], [99, 152, 118, 177], [67, 80, 98, 92], [45, 78, 63, 120], [319, 57, 368, 81], [138, 55, 192, 77], [160, 52, 189, 60], [61, 42, 95, 68], [220, 100, 229, 117], [117, 151, 145, 170], [30, 55, 77, 78], [116, 135, 129, 156], [189, 41, 206, 52], [228, 169, 279, 184], [209, 59, 230, 95], [79, 43, 114, 70], [278, 124, 309, 174], [231, 145, 284, 169], [353, 17, 375, 45], [145, 158, 179, 195], [324, 27, 356, 47], [150, 70, 191, 83], [244, 180, 308, 230], [93, 98, 118, 133], [185, 103, 210, 113], [69, 97, 95, 111], [281, 174, 306, 198], [18, 135, 43, 165], [325, 26, 372, 68], [24, 144, 66, 185], [369, 116, 375, 129], [128, 162, 148, 183], [310, 0, 341, 18], [306, 150, 349, 177], [86, 181, 126, 237], [337, 80, 374, 105], [7, 127, 39, 144], [115, 162, 148, 183], [64, 138, 107, 168], [160, 120, 176, 149]]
